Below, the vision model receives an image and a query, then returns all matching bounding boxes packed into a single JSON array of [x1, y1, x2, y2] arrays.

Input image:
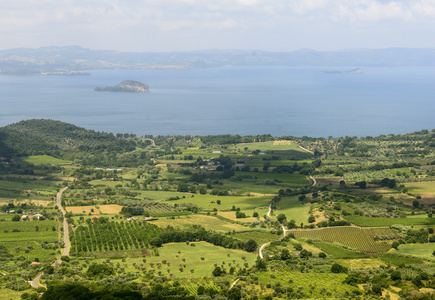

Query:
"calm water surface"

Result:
[[0, 67, 434, 137]]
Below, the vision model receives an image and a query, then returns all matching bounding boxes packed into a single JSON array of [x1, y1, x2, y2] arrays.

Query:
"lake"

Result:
[[0, 66, 434, 137]]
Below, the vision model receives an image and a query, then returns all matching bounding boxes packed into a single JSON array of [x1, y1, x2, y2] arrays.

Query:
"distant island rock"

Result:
[[94, 80, 150, 93], [319, 68, 363, 74]]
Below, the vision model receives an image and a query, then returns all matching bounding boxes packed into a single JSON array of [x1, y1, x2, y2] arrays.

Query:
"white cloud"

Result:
[[1, 0, 435, 51]]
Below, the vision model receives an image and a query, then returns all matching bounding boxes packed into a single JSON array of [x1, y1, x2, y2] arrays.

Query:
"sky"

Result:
[[1, 0, 435, 52]]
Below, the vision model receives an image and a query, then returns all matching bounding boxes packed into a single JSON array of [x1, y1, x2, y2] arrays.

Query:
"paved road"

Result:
[[28, 186, 68, 288]]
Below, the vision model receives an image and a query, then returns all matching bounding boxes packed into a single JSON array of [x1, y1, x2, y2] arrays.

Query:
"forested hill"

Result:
[[0, 119, 135, 157]]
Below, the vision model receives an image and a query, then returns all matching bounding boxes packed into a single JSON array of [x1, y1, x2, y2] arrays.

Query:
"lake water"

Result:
[[0, 66, 434, 137]]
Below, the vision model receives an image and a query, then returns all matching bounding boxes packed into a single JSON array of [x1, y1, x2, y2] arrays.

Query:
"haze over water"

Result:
[[1, 66, 434, 137]]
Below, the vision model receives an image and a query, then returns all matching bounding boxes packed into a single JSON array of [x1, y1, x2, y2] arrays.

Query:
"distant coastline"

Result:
[[0, 69, 91, 76], [319, 68, 363, 74]]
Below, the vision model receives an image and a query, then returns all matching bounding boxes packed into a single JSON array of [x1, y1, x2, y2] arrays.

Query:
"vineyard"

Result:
[[289, 226, 395, 253], [70, 221, 162, 254]]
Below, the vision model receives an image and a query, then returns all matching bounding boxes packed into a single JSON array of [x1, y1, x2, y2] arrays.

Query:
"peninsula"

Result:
[[94, 80, 150, 93]]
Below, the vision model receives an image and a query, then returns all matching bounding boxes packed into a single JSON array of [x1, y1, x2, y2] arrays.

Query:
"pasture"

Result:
[[0, 219, 59, 261], [0, 177, 59, 200], [17, 155, 72, 166], [117, 241, 257, 279], [273, 196, 311, 225], [135, 190, 272, 211], [236, 141, 301, 152], [256, 272, 358, 298], [313, 241, 367, 259], [393, 243, 435, 260], [152, 215, 250, 232], [289, 227, 394, 253], [405, 181, 435, 204], [345, 215, 435, 227]]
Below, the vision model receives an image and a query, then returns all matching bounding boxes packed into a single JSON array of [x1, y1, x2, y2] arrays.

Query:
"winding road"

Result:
[[28, 186, 69, 288], [310, 175, 317, 187]]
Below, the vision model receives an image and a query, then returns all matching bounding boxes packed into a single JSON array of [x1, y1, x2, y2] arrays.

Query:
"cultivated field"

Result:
[[290, 227, 395, 253]]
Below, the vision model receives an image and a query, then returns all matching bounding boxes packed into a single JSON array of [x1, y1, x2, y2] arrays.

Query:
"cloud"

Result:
[[1, 0, 435, 51]]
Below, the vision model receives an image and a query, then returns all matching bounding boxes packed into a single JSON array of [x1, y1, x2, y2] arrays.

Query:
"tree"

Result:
[[412, 200, 420, 208], [308, 215, 315, 223], [244, 239, 258, 252], [212, 266, 223, 277], [276, 213, 287, 224], [255, 257, 267, 270], [280, 249, 291, 260], [355, 181, 367, 189], [390, 270, 402, 281], [331, 263, 347, 273], [86, 263, 114, 277], [252, 212, 259, 218], [12, 215, 21, 222], [319, 252, 326, 258]]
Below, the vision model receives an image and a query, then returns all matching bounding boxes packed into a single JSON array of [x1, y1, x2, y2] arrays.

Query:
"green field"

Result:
[[290, 227, 394, 253], [236, 141, 301, 152], [392, 243, 435, 260], [256, 271, 359, 298], [115, 241, 257, 279], [17, 155, 72, 166], [152, 215, 250, 232], [345, 215, 435, 227], [0, 177, 59, 200], [273, 196, 311, 225], [313, 241, 367, 259], [134, 190, 272, 211], [0, 219, 59, 261]]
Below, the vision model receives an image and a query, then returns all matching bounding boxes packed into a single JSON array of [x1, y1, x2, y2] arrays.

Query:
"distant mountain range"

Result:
[[1, 46, 435, 74]]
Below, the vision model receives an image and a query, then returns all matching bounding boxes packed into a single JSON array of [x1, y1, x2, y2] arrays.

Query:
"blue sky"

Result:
[[1, 0, 435, 51]]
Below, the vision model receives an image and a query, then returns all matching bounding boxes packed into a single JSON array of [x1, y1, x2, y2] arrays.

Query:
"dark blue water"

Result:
[[1, 67, 434, 137]]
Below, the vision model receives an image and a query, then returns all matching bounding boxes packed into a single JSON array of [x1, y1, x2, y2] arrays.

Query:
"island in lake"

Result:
[[94, 80, 150, 93]]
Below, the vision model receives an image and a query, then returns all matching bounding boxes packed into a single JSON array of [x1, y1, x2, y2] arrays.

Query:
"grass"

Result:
[[0, 219, 59, 261], [232, 230, 281, 244], [0, 178, 59, 200], [234, 171, 310, 185], [236, 141, 301, 152], [256, 271, 359, 298], [133, 190, 272, 211], [379, 254, 423, 265], [392, 243, 435, 260], [273, 196, 311, 225], [405, 182, 435, 194], [151, 214, 251, 232], [290, 227, 394, 253], [111, 241, 257, 279], [16, 155, 72, 166], [0, 288, 27, 300], [313, 241, 367, 259], [345, 215, 435, 227]]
